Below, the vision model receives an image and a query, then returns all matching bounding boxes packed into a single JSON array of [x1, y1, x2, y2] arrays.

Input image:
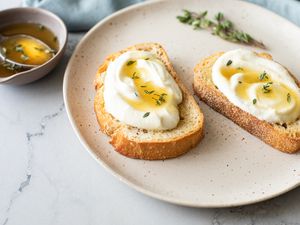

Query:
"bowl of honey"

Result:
[[0, 7, 67, 85]]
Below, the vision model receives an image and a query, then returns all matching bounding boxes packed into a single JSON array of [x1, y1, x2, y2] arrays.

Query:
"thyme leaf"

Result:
[[144, 90, 154, 94], [259, 71, 268, 81], [15, 44, 24, 54], [143, 112, 150, 118], [226, 60, 232, 66], [21, 54, 29, 61], [287, 93, 291, 103], [127, 60, 135, 66], [131, 72, 139, 79]]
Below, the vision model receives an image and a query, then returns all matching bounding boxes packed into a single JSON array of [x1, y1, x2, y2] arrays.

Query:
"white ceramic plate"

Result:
[[63, 0, 300, 207]]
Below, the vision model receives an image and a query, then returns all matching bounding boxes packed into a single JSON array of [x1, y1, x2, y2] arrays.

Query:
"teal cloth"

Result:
[[246, 0, 300, 27], [22, 0, 300, 31], [22, 0, 143, 31]]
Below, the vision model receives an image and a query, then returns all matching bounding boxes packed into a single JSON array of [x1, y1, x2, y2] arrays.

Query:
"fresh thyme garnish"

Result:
[[131, 72, 139, 79], [287, 93, 291, 103], [259, 71, 268, 81], [143, 112, 150, 118], [1, 61, 22, 72], [145, 57, 150, 60], [158, 93, 167, 103], [226, 60, 232, 66], [252, 98, 257, 104], [134, 92, 138, 97], [238, 81, 242, 84], [237, 67, 244, 71], [15, 44, 24, 54], [127, 60, 135, 66], [21, 54, 29, 61], [152, 97, 161, 105], [262, 82, 273, 93], [152, 93, 167, 105], [177, 10, 266, 49], [140, 85, 147, 88], [144, 90, 154, 94]]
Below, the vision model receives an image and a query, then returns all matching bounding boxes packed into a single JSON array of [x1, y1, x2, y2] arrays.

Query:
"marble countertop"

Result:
[[1, 1, 300, 225]]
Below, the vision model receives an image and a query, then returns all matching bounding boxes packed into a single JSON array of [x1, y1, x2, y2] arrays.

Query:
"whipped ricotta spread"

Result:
[[212, 49, 300, 124], [103, 50, 182, 130]]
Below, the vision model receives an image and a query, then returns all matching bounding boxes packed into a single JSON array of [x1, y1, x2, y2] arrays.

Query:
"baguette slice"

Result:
[[94, 43, 204, 160], [193, 51, 300, 153]]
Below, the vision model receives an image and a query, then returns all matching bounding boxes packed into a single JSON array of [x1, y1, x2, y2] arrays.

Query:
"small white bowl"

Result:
[[0, 7, 68, 85]]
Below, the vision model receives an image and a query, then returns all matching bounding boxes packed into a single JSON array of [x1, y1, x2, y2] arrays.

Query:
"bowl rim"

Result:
[[0, 7, 68, 83]]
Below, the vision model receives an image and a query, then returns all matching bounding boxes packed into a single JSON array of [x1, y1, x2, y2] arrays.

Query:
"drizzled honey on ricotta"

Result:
[[212, 49, 300, 124], [103, 50, 182, 130]]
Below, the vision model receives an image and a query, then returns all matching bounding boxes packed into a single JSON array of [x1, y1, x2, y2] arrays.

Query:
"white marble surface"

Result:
[[1, 1, 300, 225]]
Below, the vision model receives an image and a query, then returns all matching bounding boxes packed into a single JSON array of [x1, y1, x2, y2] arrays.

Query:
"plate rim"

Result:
[[63, 0, 300, 208]]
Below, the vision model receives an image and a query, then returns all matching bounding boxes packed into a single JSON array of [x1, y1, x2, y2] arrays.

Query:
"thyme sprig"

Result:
[[177, 10, 266, 49]]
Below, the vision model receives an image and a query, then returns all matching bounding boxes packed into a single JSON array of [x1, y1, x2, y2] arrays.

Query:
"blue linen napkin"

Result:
[[246, 0, 300, 27], [22, 0, 300, 31], [22, 0, 143, 31]]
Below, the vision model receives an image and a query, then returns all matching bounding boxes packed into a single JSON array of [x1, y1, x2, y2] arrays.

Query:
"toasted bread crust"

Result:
[[193, 52, 300, 153], [94, 43, 204, 160]]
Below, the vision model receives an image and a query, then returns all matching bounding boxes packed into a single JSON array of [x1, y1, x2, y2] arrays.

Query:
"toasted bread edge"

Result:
[[193, 52, 300, 153]]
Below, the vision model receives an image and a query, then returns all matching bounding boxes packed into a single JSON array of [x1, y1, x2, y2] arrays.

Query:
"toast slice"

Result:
[[94, 43, 204, 160], [193, 52, 300, 153]]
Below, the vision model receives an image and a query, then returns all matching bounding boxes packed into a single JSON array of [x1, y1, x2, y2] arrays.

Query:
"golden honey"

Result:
[[220, 66, 299, 110], [121, 60, 170, 111], [0, 23, 59, 77]]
